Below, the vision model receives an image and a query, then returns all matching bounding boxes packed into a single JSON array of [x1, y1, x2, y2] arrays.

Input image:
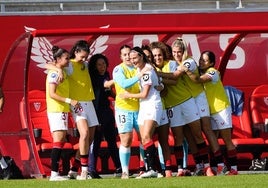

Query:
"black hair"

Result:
[[52, 46, 68, 61], [119, 44, 131, 53], [141, 44, 154, 63], [141, 44, 151, 52], [69, 40, 90, 59], [88, 53, 109, 77], [200, 50, 216, 67], [131, 46, 149, 63], [119, 44, 131, 60]]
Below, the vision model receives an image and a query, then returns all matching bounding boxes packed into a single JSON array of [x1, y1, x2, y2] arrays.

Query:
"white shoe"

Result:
[[76, 171, 88, 180], [49, 175, 69, 181], [157, 173, 164, 178], [114, 168, 122, 177], [139, 170, 158, 178], [135, 171, 145, 179], [68, 170, 78, 179], [121, 172, 129, 179]]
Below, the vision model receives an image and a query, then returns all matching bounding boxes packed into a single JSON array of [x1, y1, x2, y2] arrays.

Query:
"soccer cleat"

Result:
[[1, 167, 12, 180], [177, 169, 184, 176], [157, 169, 166, 178], [121, 172, 129, 179], [226, 169, 238, 175], [88, 171, 102, 179], [68, 170, 78, 179], [165, 170, 172, 178], [177, 169, 192, 176], [193, 168, 204, 176], [139, 170, 158, 178], [135, 171, 145, 179], [205, 167, 215, 176], [114, 167, 122, 177], [211, 167, 218, 175], [217, 166, 228, 176], [76, 171, 88, 180], [157, 172, 164, 178], [49, 175, 69, 181], [184, 169, 192, 176]]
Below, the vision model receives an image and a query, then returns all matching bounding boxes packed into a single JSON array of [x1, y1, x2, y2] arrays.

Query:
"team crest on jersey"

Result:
[[209, 70, 216, 75], [142, 74, 149, 81], [33, 102, 41, 112], [264, 97, 268, 106], [113, 66, 119, 73], [183, 61, 191, 68], [51, 73, 57, 78]]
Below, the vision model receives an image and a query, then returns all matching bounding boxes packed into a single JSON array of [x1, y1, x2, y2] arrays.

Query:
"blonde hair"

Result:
[[171, 37, 188, 62]]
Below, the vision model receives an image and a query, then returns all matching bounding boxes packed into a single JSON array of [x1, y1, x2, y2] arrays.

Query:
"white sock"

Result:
[[231, 165, 237, 171], [81, 166, 88, 172], [0, 157, 8, 169], [51, 171, 58, 177], [204, 163, 210, 168], [196, 163, 204, 170]]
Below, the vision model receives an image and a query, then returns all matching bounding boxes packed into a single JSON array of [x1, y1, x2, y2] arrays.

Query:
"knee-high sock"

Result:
[[144, 140, 157, 171], [174, 145, 184, 169], [182, 138, 188, 168], [88, 142, 95, 172], [51, 142, 64, 173], [80, 154, 89, 172], [193, 152, 203, 170], [157, 144, 165, 170], [227, 149, 238, 170], [119, 145, 131, 174], [197, 142, 209, 167], [0, 157, 8, 169], [139, 144, 146, 171]]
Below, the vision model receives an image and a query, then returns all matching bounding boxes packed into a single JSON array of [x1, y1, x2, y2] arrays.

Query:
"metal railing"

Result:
[[0, 0, 268, 14]]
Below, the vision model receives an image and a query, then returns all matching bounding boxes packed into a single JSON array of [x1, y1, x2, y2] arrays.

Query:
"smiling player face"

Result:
[[130, 51, 144, 69], [152, 48, 164, 69], [120, 47, 131, 66]]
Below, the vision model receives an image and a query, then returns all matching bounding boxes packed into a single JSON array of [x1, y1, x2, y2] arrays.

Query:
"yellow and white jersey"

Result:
[[46, 70, 70, 113], [66, 59, 95, 101], [203, 67, 230, 114], [162, 60, 191, 108], [180, 57, 204, 97], [113, 62, 140, 111]]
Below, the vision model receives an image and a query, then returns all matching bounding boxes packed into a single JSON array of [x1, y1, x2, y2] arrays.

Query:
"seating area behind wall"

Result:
[[19, 90, 74, 176], [250, 84, 268, 141]]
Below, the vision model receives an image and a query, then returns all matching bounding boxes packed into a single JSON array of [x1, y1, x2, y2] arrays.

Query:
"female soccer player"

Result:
[[120, 46, 163, 178], [46, 40, 99, 180], [150, 41, 211, 176], [172, 38, 224, 176], [185, 50, 238, 175], [112, 45, 148, 179], [46, 46, 78, 181]]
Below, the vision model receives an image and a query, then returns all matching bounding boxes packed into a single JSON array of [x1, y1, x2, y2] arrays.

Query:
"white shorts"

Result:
[[47, 112, 68, 132], [194, 91, 210, 118], [71, 101, 99, 127], [138, 102, 163, 126], [211, 106, 232, 130], [159, 109, 169, 127], [167, 98, 200, 127]]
